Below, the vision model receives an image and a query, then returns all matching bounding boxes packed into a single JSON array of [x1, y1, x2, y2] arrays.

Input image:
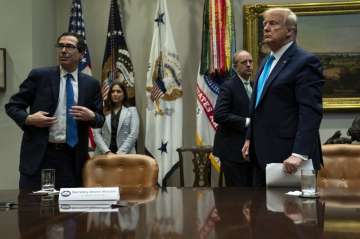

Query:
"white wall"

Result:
[[0, 0, 357, 189], [0, 0, 56, 189]]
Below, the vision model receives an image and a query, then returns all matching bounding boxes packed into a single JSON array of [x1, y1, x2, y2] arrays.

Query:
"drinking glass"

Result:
[[301, 169, 317, 196], [41, 169, 55, 191]]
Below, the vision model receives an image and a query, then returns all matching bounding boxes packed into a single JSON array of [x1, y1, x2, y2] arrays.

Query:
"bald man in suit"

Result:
[[213, 50, 253, 187]]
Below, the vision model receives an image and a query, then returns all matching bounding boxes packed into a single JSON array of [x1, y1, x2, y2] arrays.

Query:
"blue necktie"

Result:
[[255, 55, 275, 107], [66, 73, 78, 147]]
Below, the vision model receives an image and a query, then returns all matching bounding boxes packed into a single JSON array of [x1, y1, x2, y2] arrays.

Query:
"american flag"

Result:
[[150, 62, 166, 102], [67, 0, 95, 149], [102, 0, 135, 105], [68, 0, 92, 75]]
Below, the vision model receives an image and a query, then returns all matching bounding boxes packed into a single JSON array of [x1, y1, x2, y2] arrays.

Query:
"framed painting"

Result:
[[243, 1, 360, 111], [0, 48, 5, 91]]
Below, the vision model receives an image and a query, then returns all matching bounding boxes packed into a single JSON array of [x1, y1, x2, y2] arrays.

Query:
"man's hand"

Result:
[[70, 106, 95, 122], [283, 155, 302, 174], [25, 111, 57, 128], [242, 140, 250, 161]]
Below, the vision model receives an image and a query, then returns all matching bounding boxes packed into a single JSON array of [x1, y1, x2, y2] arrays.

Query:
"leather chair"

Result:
[[317, 144, 360, 196], [177, 146, 223, 187], [83, 154, 159, 188]]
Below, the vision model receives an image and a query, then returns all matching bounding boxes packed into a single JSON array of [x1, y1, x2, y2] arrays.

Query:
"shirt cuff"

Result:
[[245, 118, 250, 127], [292, 153, 308, 161]]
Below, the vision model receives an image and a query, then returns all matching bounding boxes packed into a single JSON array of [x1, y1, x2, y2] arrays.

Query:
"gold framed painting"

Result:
[[243, 1, 360, 111]]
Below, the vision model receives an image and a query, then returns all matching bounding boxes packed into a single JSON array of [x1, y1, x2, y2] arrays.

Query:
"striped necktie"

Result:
[[255, 55, 275, 107], [65, 73, 78, 147]]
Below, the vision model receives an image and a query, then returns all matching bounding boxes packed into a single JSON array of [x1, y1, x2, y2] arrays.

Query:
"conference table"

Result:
[[0, 187, 359, 238]]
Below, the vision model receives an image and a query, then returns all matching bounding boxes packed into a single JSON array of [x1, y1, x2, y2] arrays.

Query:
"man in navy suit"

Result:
[[6, 32, 104, 189], [242, 8, 324, 186], [213, 50, 253, 186]]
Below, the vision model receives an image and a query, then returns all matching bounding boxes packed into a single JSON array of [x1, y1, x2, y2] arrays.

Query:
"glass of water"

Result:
[[301, 169, 317, 197], [41, 169, 55, 191]]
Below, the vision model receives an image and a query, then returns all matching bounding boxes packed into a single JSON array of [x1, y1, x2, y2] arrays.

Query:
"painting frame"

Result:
[[0, 48, 6, 91], [243, 1, 360, 111]]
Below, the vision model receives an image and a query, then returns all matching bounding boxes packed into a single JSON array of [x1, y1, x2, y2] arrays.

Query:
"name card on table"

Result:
[[59, 200, 119, 212], [59, 187, 120, 201]]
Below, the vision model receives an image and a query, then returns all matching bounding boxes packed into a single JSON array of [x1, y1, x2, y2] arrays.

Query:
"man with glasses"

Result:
[[6, 32, 104, 189], [242, 8, 324, 186]]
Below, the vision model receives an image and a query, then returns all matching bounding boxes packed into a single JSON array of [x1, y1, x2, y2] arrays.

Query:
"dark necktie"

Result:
[[66, 73, 78, 147], [255, 55, 275, 107]]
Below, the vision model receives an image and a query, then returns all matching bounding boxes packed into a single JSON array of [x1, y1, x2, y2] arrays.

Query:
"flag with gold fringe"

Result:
[[101, 0, 135, 105], [196, 0, 236, 172], [145, 0, 183, 186]]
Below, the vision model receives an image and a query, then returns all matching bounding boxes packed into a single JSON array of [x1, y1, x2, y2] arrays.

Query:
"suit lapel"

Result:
[[105, 114, 111, 132], [257, 43, 297, 106], [117, 107, 128, 137], [77, 72, 85, 106], [50, 67, 61, 114], [234, 74, 250, 103]]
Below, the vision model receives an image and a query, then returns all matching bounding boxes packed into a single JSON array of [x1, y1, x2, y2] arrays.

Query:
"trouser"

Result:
[[252, 160, 266, 187], [19, 143, 78, 190], [221, 159, 253, 187]]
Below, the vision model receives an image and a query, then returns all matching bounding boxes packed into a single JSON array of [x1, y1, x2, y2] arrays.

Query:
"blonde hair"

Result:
[[263, 7, 297, 35]]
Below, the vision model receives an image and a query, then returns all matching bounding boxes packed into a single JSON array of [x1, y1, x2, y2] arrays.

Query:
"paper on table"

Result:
[[266, 159, 313, 187]]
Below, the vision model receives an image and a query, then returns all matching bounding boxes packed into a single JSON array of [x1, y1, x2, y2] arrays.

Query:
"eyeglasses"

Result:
[[55, 43, 78, 50]]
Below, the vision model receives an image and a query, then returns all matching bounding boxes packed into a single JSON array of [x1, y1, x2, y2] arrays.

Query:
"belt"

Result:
[[47, 142, 69, 150]]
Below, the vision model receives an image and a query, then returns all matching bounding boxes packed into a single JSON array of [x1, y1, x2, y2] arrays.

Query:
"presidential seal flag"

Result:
[[102, 0, 135, 105], [145, 0, 182, 186], [196, 0, 236, 172], [68, 0, 95, 149]]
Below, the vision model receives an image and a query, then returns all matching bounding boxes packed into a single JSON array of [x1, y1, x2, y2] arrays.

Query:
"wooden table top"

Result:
[[0, 187, 359, 238]]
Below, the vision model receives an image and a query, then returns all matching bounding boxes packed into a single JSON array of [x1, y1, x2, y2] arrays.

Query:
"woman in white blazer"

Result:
[[94, 82, 139, 155]]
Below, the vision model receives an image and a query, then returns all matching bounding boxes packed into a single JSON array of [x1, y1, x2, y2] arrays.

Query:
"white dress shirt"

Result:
[[48, 67, 79, 143]]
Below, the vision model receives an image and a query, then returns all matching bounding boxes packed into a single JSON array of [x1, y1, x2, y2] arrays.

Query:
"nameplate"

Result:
[[59, 187, 120, 201], [59, 200, 119, 212]]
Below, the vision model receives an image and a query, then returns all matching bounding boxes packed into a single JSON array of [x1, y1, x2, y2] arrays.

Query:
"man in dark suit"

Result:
[[242, 8, 324, 186], [6, 32, 104, 189], [213, 50, 253, 186]]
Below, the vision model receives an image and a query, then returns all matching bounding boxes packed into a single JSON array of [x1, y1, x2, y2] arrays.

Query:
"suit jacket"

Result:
[[248, 43, 324, 170], [213, 71, 251, 163], [5, 66, 104, 177], [93, 106, 139, 154]]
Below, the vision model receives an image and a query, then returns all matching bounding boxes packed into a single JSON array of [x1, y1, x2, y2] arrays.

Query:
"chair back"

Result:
[[83, 154, 158, 187], [176, 146, 223, 187], [318, 144, 360, 195]]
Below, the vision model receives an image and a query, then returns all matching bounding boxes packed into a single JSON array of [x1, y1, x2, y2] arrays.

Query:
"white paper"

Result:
[[32, 189, 59, 195], [285, 191, 302, 196], [59, 187, 120, 201], [266, 159, 313, 187]]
